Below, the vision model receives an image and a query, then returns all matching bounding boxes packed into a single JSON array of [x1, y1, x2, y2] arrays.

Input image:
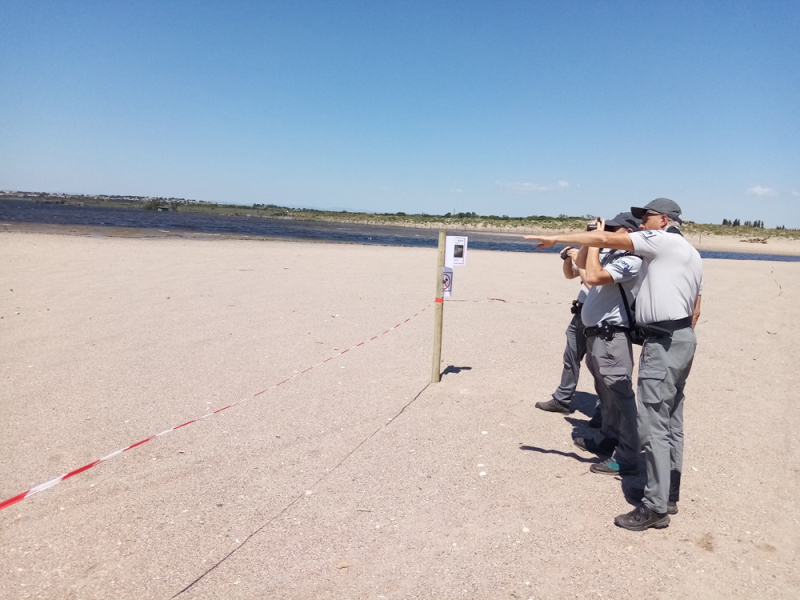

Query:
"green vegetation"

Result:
[[142, 199, 162, 210], [721, 218, 765, 228], [3, 191, 798, 239], [682, 221, 798, 240]]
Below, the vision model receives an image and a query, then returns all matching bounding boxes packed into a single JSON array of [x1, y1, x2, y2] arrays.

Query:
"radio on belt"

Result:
[[442, 236, 467, 297]]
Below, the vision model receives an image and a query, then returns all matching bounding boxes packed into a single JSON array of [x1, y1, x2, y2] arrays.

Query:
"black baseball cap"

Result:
[[605, 212, 640, 230], [631, 198, 683, 223]]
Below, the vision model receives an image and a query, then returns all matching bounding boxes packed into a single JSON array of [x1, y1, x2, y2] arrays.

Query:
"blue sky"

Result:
[[1, 1, 798, 226]]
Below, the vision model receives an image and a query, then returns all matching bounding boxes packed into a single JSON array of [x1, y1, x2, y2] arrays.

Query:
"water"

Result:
[[2, 199, 798, 262]]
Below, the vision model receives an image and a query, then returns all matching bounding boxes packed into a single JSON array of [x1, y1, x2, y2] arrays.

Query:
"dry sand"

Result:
[[681, 233, 800, 256], [1, 231, 798, 599]]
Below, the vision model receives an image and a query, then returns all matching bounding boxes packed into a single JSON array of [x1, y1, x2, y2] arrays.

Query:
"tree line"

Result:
[[721, 218, 765, 228]]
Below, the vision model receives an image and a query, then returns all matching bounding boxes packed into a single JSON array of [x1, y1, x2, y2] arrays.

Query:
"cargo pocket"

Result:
[[638, 368, 667, 405], [599, 365, 629, 376]]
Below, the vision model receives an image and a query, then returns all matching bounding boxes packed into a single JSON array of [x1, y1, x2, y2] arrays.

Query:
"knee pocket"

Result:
[[638, 368, 667, 404]]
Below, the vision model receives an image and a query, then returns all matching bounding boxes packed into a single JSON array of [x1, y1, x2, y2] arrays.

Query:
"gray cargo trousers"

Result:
[[637, 327, 697, 514], [551, 313, 587, 408], [584, 331, 639, 466]]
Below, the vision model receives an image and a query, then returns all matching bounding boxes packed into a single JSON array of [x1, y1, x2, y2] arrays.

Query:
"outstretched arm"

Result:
[[525, 230, 635, 252]]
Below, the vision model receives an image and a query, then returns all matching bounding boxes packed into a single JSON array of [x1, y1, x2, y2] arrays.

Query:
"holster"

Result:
[[583, 321, 626, 341]]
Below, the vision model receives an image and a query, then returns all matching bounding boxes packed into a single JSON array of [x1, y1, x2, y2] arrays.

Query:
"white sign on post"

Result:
[[442, 267, 453, 298], [445, 236, 468, 268]]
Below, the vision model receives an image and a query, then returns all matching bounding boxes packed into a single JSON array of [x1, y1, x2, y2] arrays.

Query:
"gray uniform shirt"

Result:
[[630, 229, 703, 324], [576, 283, 589, 304], [581, 249, 642, 328]]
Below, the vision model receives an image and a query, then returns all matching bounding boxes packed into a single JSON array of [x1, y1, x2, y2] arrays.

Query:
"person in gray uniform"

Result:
[[535, 246, 591, 416], [525, 198, 702, 531], [571, 213, 642, 475]]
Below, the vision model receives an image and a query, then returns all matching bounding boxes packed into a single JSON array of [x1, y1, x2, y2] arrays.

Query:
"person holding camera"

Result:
[[570, 213, 642, 477], [534, 242, 593, 418], [525, 199, 703, 532]]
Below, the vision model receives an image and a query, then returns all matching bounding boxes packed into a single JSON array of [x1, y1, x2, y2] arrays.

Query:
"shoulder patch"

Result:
[[642, 230, 658, 238], [618, 260, 633, 272]]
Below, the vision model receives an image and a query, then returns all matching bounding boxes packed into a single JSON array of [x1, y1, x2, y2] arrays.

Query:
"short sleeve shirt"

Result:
[[576, 283, 589, 304], [629, 229, 703, 324], [581, 249, 642, 328]]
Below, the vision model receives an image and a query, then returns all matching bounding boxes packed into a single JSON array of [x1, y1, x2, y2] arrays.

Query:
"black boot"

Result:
[[573, 437, 617, 457], [614, 505, 670, 531], [535, 399, 570, 414]]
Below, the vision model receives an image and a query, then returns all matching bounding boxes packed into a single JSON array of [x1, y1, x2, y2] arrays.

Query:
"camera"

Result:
[[586, 223, 598, 232], [560, 247, 571, 260]]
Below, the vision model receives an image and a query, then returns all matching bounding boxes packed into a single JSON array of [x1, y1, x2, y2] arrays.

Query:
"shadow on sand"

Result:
[[522, 390, 646, 507], [440, 365, 472, 377]]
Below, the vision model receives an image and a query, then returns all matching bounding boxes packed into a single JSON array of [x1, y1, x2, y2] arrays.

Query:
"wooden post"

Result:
[[431, 229, 447, 383]]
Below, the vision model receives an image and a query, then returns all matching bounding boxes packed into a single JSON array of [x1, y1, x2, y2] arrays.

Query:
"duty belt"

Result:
[[583, 322, 629, 341], [637, 316, 693, 338], [571, 300, 584, 315]]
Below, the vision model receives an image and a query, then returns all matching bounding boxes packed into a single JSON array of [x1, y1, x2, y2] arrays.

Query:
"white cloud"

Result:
[[792, 190, 799, 197], [497, 180, 574, 194], [746, 185, 777, 197]]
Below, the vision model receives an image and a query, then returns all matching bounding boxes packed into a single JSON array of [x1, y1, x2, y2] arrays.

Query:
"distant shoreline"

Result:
[[2, 193, 798, 242], [3, 220, 800, 257]]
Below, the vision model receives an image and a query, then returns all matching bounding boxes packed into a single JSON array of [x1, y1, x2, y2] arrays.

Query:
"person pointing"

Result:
[[526, 198, 702, 531]]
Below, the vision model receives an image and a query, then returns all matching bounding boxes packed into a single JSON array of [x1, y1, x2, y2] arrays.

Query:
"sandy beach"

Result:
[[682, 233, 800, 256], [1, 230, 798, 599]]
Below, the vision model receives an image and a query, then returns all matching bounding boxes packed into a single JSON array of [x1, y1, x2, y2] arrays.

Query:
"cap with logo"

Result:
[[605, 212, 641, 231], [631, 198, 683, 223]]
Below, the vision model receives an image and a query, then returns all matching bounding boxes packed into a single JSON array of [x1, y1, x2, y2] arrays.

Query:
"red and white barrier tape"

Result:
[[0, 303, 433, 511], [445, 298, 569, 305]]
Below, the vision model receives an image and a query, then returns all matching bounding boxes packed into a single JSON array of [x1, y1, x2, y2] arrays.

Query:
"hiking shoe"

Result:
[[587, 411, 602, 429], [590, 458, 638, 476], [614, 505, 670, 531], [535, 399, 570, 414], [573, 437, 612, 456], [668, 501, 678, 515]]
